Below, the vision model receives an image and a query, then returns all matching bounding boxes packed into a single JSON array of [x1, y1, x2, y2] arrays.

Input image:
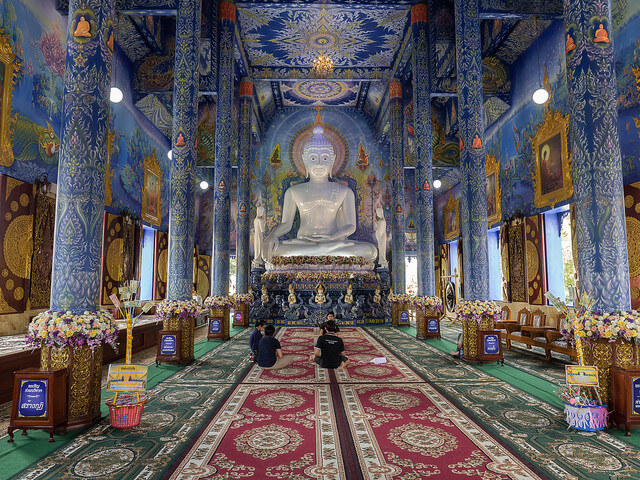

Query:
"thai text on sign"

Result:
[[106, 364, 148, 392], [565, 365, 599, 386]]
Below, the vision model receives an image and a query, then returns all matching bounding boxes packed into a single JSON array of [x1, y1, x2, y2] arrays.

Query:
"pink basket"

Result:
[[106, 400, 146, 429]]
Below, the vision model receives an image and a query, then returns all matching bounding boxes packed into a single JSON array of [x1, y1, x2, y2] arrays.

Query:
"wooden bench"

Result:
[[507, 308, 551, 351], [504, 307, 531, 349], [543, 314, 576, 361]]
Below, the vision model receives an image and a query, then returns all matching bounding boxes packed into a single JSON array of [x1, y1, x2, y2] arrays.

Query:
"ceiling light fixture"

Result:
[[110, 13, 123, 103], [433, 179, 442, 189], [532, 16, 549, 105], [199, 180, 209, 190], [312, 6, 334, 78], [167, 150, 172, 160]]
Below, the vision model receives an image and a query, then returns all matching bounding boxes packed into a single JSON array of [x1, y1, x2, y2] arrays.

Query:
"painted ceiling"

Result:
[[235, 3, 410, 79], [280, 80, 360, 107]]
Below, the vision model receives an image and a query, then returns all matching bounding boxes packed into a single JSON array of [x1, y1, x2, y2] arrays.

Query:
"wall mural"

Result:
[[0, 0, 171, 230], [254, 108, 390, 251]]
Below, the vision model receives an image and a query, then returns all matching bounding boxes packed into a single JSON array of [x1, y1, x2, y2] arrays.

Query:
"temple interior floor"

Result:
[[2, 325, 640, 479]]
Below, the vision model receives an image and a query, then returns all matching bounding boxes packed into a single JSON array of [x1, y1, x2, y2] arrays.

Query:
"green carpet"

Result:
[[1, 327, 246, 479]]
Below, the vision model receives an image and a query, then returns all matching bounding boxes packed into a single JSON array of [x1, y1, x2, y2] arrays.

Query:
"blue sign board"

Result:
[[18, 380, 48, 418], [427, 319, 438, 333], [234, 311, 243, 324], [633, 377, 640, 416], [400, 311, 409, 323], [160, 334, 178, 355], [484, 334, 500, 355], [210, 319, 221, 333]]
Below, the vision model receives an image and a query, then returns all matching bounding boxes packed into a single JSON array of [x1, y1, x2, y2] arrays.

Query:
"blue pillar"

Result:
[[211, 0, 236, 296], [454, 0, 489, 301], [167, 0, 202, 300], [236, 79, 253, 294], [563, 1, 630, 311], [411, 3, 435, 297], [389, 80, 406, 294], [50, 1, 114, 312]]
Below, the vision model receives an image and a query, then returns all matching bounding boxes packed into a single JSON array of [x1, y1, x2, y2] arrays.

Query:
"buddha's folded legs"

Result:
[[274, 239, 377, 260]]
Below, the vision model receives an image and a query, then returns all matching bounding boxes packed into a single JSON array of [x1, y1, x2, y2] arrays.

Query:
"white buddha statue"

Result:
[[262, 124, 377, 262]]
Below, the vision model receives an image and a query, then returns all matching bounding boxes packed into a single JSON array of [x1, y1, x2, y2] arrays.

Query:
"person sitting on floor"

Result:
[[257, 324, 294, 370], [326, 312, 339, 332], [249, 320, 266, 362], [311, 320, 349, 370]]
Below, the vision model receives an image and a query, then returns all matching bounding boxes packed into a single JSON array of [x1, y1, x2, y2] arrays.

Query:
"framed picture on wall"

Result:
[[486, 153, 502, 226], [531, 108, 573, 208], [443, 192, 460, 241], [141, 151, 162, 227]]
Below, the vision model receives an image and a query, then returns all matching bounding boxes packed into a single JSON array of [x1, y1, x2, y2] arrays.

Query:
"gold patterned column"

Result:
[[41, 344, 103, 429]]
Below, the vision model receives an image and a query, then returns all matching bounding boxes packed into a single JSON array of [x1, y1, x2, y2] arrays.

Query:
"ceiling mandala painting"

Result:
[[281, 81, 360, 107]]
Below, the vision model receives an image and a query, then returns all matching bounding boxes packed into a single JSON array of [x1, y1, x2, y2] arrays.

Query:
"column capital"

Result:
[[389, 80, 402, 99], [411, 3, 428, 24], [239, 79, 253, 97], [219, 0, 236, 22]]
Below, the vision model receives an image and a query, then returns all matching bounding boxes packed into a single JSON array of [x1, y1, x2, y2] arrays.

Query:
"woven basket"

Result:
[[106, 397, 148, 429]]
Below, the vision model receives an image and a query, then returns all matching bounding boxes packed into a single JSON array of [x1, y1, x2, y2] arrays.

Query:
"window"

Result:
[[229, 256, 237, 295], [405, 255, 418, 294], [487, 228, 502, 301], [140, 226, 155, 300], [544, 205, 575, 303]]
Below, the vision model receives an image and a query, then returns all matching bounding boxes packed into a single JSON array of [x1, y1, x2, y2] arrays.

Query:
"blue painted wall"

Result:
[[0, 0, 171, 229]]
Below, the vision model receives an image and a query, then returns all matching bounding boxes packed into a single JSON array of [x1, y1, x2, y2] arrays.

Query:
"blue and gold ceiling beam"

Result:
[[454, 0, 490, 301], [411, 3, 435, 297], [50, 0, 115, 312], [479, 0, 562, 19], [212, 0, 236, 296], [56, 0, 178, 14], [389, 80, 406, 294], [167, 0, 202, 300], [563, 0, 630, 311]]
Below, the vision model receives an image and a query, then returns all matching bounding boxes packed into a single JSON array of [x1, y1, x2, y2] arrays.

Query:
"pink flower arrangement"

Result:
[[561, 311, 640, 343], [232, 293, 254, 305], [410, 296, 444, 313], [26, 310, 119, 351], [203, 296, 234, 309], [155, 299, 200, 320], [454, 300, 501, 323], [387, 293, 415, 304]]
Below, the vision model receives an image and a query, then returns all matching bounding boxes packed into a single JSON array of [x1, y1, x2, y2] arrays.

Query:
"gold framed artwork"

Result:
[[0, 30, 19, 167], [443, 192, 460, 241], [486, 153, 502, 226], [141, 151, 162, 227], [531, 108, 573, 208]]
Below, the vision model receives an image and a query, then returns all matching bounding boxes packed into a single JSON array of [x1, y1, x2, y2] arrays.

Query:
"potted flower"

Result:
[[410, 296, 444, 339], [27, 310, 119, 428], [203, 296, 233, 340], [155, 299, 200, 363], [454, 300, 501, 362], [232, 293, 253, 328]]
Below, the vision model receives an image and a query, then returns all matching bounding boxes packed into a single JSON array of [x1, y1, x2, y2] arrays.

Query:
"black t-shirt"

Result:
[[257, 336, 281, 368], [315, 333, 344, 368]]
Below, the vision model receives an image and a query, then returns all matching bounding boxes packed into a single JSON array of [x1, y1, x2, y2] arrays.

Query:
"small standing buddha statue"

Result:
[[344, 284, 354, 304], [261, 285, 269, 305], [373, 285, 382, 304], [594, 24, 610, 43], [288, 284, 297, 306], [315, 284, 326, 305]]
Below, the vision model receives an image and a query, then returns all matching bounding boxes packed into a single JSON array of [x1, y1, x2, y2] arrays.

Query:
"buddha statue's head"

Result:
[[302, 125, 335, 179]]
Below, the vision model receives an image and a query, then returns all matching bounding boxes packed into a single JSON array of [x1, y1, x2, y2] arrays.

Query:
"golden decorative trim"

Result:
[[531, 108, 573, 208], [141, 151, 162, 226], [443, 192, 460, 241], [485, 153, 502, 226], [105, 130, 114, 206], [627, 216, 640, 277], [0, 30, 18, 167]]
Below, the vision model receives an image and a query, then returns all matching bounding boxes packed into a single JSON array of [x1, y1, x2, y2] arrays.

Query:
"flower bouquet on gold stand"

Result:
[[410, 296, 443, 339], [155, 299, 200, 363], [27, 309, 119, 429], [204, 296, 233, 340], [388, 293, 414, 326], [232, 293, 253, 328], [454, 300, 501, 362]]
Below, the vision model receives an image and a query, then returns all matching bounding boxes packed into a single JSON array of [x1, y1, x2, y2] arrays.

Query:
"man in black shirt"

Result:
[[312, 320, 349, 370], [257, 324, 294, 370]]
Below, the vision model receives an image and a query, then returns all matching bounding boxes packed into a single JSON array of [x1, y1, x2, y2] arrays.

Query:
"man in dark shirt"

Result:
[[257, 324, 294, 370], [312, 320, 349, 370], [249, 320, 266, 361]]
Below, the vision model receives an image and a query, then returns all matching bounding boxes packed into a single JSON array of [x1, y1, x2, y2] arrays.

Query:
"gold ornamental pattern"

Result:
[[626, 216, 640, 278], [584, 339, 640, 403]]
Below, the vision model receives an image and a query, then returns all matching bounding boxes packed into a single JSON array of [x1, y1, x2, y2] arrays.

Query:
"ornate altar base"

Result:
[[250, 256, 391, 325]]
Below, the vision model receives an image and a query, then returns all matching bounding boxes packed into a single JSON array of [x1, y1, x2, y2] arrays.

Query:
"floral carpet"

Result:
[[170, 327, 541, 480]]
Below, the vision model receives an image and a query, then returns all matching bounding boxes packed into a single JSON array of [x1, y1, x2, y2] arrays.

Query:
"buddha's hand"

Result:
[[263, 233, 279, 262], [299, 233, 339, 242]]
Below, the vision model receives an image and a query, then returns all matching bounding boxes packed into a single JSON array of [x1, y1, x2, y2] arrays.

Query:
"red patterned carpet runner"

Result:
[[169, 328, 541, 479]]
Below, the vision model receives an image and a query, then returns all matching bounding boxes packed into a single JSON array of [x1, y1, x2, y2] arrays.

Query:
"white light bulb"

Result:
[[167, 150, 173, 160], [110, 86, 123, 103], [200, 180, 209, 190], [433, 179, 442, 189], [532, 88, 549, 105]]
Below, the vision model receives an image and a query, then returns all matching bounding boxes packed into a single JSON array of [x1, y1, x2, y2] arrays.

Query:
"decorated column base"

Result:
[[417, 309, 442, 340], [41, 345, 103, 429], [161, 316, 195, 364], [208, 307, 230, 340], [232, 294, 252, 327], [583, 338, 640, 404], [155, 301, 199, 366], [462, 316, 496, 363]]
